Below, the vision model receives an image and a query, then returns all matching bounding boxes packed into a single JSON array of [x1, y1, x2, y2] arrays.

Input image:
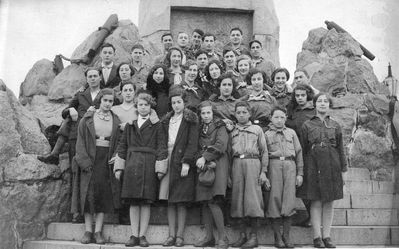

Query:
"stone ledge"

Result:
[[351, 194, 399, 209]]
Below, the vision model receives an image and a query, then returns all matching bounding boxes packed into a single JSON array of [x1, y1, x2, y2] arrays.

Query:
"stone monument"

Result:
[[139, 0, 280, 66]]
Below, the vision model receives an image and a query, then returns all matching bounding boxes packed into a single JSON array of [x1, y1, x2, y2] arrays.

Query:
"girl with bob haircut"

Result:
[[297, 93, 347, 248], [270, 68, 292, 109], [73, 88, 121, 245], [146, 64, 171, 118], [159, 87, 199, 247], [194, 101, 230, 249], [114, 91, 167, 247]]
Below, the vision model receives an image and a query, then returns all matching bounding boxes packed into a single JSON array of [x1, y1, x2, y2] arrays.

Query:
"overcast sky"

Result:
[[0, 0, 398, 96]]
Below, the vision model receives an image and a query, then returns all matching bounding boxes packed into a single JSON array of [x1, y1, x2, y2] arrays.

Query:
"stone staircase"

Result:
[[23, 168, 399, 248]]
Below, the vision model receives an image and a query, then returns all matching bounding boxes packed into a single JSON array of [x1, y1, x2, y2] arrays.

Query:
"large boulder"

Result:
[[0, 81, 70, 249], [24, 95, 65, 128]]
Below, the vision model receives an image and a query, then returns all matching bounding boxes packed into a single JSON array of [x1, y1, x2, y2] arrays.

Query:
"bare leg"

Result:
[[84, 213, 93, 232], [139, 205, 151, 237], [311, 200, 322, 239], [176, 204, 187, 238], [130, 205, 140, 236], [322, 201, 334, 238], [167, 204, 177, 237], [94, 212, 104, 233]]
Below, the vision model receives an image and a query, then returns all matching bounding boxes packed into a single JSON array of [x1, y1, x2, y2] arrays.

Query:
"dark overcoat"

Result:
[[159, 109, 199, 203], [286, 101, 316, 139], [116, 117, 168, 201], [71, 111, 121, 214], [296, 116, 348, 202]]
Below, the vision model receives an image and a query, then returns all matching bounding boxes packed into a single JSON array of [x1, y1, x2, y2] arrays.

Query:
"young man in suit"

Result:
[[99, 43, 120, 89]]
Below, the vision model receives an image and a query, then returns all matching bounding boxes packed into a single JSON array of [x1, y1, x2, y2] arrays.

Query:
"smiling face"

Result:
[[185, 64, 198, 83], [177, 33, 189, 48], [196, 53, 208, 70], [171, 96, 185, 115], [219, 78, 234, 97], [86, 69, 101, 89], [250, 42, 262, 58], [238, 59, 250, 76], [200, 105, 213, 124], [271, 109, 286, 129], [235, 106, 251, 125], [100, 94, 114, 112], [223, 51, 236, 69], [100, 46, 115, 65], [153, 67, 165, 84], [203, 35, 215, 52], [137, 98, 151, 116], [315, 94, 330, 114], [295, 89, 307, 107], [251, 73, 264, 92], [121, 83, 135, 103], [209, 63, 221, 80], [274, 71, 288, 90], [230, 30, 242, 45], [170, 49, 182, 67], [119, 64, 132, 81]]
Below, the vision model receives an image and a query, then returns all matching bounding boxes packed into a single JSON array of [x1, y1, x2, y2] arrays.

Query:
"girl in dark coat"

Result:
[[297, 93, 348, 248], [203, 59, 224, 99], [194, 101, 230, 249], [114, 91, 168, 247], [159, 88, 199, 247], [146, 64, 171, 118], [72, 88, 121, 244]]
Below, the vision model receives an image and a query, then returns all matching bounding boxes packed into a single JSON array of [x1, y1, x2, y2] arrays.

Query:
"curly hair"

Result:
[[146, 64, 170, 94], [204, 59, 224, 80], [134, 90, 156, 108], [246, 68, 271, 86], [291, 83, 315, 108]]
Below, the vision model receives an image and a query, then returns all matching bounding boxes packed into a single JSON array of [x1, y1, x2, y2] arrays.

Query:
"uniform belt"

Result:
[[128, 147, 156, 154], [233, 154, 259, 159], [95, 135, 110, 141], [96, 139, 110, 147], [269, 156, 295, 161], [311, 142, 332, 149]]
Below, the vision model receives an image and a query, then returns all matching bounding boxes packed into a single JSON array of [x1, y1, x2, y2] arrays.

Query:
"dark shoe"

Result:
[[194, 236, 215, 247], [37, 154, 59, 164], [313, 237, 325, 248], [231, 233, 247, 247], [322, 237, 336, 248], [162, 236, 175, 247], [282, 235, 294, 248], [72, 213, 84, 223], [125, 235, 139, 247], [274, 234, 285, 248], [94, 232, 105, 245], [217, 236, 229, 249], [80, 231, 93, 244], [139, 236, 150, 247], [297, 218, 312, 228], [241, 233, 258, 248], [175, 236, 184, 247]]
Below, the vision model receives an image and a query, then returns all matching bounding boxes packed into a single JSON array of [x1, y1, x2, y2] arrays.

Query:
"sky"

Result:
[[0, 0, 398, 96]]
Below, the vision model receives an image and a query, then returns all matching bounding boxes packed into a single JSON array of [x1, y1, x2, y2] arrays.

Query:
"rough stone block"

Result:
[[334, 194, 351, 208], [344, 180, 372, 194], [372, 181, 395, 194], [351, 194, 399, 209], [330, 226, 391, 245], [347, 167, 370, 180], [392, 227, 399, 245], [347, 209, 398, 226]]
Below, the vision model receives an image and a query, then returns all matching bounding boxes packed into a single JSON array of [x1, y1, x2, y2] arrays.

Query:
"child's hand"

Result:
[[157, 172, 165, 180], [196, 157, 206, 170], [296, 175, 303, 187], [114, 170, 122, 180], [181, 163, 190, 177], [259, 172, 271, 190]]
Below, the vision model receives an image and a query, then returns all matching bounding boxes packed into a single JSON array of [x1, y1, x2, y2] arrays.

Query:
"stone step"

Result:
[[42, 223, 398, 246], [344, 180, 395, 194], [347, 167, 371, 180], [351, 194, 399, 209], [22, 240, 397, 249]]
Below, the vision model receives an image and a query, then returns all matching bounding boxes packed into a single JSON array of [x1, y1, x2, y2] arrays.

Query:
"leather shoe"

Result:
[[274, 234, 285, 248], [125, 235, 139, 247], [72, 213, 84, 223], [217, 236, 229, 249], [175, 236, 184, 247], [139, 236, 150, 247], [37, 154, 59, 165], [322, 237, 336, 248], [80, 231, 93, 244], [313, 237, 325, 248], [282, 235, 294, 248], [94, 232, 105, 244], [162, 236, 175, 247], [231, 233, 247, 247], [194, 236, 215, 247], [241, 233, 258, 248]]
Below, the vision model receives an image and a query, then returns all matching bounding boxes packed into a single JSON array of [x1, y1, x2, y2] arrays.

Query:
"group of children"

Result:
[[40, 26, 347, 249]]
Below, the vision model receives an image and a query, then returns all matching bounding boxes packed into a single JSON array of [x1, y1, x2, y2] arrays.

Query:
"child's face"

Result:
[[137, 98, 151, 116], [315, 94, 330, 114], [271, 110, 286, 128], [295, 89, 307, 106], [200, 106, 213, 124], [153, 67, 165, 84], [171, 96, 185, 114], [238, 59, 250, 75], [235, 106, 251, 124], [251, 73, 264, 92]]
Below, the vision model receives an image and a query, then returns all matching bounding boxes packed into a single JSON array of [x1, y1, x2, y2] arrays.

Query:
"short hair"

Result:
[[134, 90, 156, 108], [223, 47, 237, 57], [204, 59, 224, 80], [100, 43, 115, 52], [117, 62, 135, 77], [198, 100, 216, 116], [161, 32, 173, 41], [236, 55, 252, 72], [97, 88, 115, 103], [84, 67, 101, 77], [246, 68, 270, 86], [294, 68, 310, 79], [235, 101, 251, 113], [120, 80, 136, 92], [164, 46, 183, 67], [182, 59, 198, 71], [131, 44, 145, 53], [313, 92, 333, 108], [178, 31, 188, 37], [192, 28, 204, 37], [218, 72, 238, 91], [230, 27, 243, 35], [202, 33, 216, 41], [249, 39, 262, 48], [271, 68, 290, 82], [292, 83, 314, 104], [271, 106, 287, 116], [169, 85, 187, 103], [195, 49, 208, 59]]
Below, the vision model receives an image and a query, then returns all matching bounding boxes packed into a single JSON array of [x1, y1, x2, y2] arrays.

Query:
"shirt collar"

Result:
[[101, 62, 113, 68]]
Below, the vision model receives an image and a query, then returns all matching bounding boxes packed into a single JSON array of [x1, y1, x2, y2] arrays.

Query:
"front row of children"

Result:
[[73, 87, 345, 248]]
